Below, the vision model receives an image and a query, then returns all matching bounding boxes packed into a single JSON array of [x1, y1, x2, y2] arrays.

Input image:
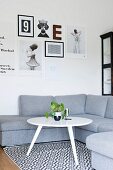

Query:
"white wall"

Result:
[[0, 0, 113, 115]]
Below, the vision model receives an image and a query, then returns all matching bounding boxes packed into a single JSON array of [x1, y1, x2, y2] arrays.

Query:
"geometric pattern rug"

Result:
[[4, 140, 93, 170]]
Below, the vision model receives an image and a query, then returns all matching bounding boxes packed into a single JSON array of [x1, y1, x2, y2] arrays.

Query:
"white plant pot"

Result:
[[54, 112, 62, 121]]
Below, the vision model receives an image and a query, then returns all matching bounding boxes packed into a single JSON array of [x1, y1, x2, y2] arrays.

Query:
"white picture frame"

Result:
[[19, 40, 42, 72], [66, 25, 86, 58]]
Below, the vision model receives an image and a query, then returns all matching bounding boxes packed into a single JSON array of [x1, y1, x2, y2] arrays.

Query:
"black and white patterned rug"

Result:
[[4, 140, 93, 170]]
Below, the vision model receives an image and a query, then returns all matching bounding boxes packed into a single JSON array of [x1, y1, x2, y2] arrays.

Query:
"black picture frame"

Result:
[[18, 15, 34, 37], [45, 41, 64, 58], [100, 32, 113, 95]]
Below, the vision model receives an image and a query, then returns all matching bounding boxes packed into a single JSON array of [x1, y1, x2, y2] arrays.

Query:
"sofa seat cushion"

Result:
[[0, 116, 57, 131], [55, 94, 86, 115], [86, 132, 113, 159], [0, 115, 36, 131], [74, 114, 103, 132], [85, 95, 108, 117], [98, 123, 113, 132], [74, 114, 113, 133], [19, 95, 54, 116]]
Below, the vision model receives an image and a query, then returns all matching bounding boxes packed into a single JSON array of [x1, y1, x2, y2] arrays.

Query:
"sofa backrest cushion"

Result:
[[105, 96, 113, 119], [85, 95, 108, 117], [19, 95, 54, 116], [55, 94, 86, 115]]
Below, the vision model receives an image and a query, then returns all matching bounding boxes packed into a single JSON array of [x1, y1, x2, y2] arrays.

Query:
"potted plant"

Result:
[[45, 101, 67, 121]]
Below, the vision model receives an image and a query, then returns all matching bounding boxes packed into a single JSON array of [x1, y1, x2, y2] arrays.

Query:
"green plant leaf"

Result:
[[58, 103, 64, 112], [50, 101, 58, 112], [50, 112, 55, 117], [45, 101, 65, 119], [45, 112, 49, 118]]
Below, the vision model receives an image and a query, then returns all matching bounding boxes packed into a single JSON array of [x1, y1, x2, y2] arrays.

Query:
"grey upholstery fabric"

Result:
[[0, 127, 71, 146], [19, 95, 54, 116], [73, 114, 100, 132], [86, 132, 113, 159], [75, 127, 94, 143], [55, 94, 86, 115], [92, 151, 113, 170], [74, 114, 113, 132], [85, 95, 108, 117], [1, 94, 113, 148], [105, 97, 113, 119], [0, 115, 36, 131], [98, 123, 113, 132]]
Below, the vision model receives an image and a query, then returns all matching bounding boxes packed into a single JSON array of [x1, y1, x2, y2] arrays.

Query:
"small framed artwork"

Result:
[[45, 41, 64, 58], [18, 15, 34, 37], [66, 25, 86, 58]]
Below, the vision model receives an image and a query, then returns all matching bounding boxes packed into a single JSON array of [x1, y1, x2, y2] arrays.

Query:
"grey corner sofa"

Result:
[[1, 94, 113, 170]]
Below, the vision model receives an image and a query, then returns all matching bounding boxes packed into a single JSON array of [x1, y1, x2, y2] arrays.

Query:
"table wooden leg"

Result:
[[27, 125, 42, 156], [67, 126, 79, 166]]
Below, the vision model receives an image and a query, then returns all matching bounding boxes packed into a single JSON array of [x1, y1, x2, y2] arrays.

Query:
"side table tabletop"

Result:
[[26, 116, 92, 166]]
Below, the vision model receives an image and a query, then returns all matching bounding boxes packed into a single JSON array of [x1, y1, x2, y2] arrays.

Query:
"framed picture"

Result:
[[66, 25, 86, 58], [45, 41, 64, 58], [19, 40, 42, 72], [18, 15, 34, 37]]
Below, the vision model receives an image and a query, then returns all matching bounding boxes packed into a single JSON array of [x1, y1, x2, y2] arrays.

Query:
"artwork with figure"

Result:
[[37, 19, 49, 38], [26, 44, 40, 70], [19, 41, 42, 71], [71, 29, 81, 53], [67, 26, 86, 58]]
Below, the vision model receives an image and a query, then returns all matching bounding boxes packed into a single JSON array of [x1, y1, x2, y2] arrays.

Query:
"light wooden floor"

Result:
[[0, 148, 20, 170]]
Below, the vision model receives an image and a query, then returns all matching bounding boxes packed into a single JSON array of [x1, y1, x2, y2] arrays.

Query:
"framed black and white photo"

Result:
[[45, 41, 64, 58], [18, 15, 34, 37], [66, 25, 86, 58], [19, 40, 42, 72]]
